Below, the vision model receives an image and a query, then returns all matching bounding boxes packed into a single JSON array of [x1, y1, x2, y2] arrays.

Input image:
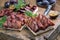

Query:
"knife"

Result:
[[44, 3, 55, 15]]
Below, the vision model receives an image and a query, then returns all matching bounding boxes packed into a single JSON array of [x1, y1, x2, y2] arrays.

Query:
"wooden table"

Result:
[[0, 8, 60, 40]]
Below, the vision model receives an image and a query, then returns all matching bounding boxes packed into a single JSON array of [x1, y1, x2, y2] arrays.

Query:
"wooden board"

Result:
[[0, 8, 60, 40], [0, 8, 58, 36]]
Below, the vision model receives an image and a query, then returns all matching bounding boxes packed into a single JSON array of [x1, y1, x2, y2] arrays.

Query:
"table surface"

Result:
[[0, 7, 60, 40], [0, 0, 60, 40]]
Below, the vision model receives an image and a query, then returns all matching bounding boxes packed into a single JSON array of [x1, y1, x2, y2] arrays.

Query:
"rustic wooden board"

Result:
[[0, 10, 60, 40]]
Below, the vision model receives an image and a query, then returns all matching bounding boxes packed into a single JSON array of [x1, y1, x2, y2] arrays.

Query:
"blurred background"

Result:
[[0, 0, 60, 11]]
